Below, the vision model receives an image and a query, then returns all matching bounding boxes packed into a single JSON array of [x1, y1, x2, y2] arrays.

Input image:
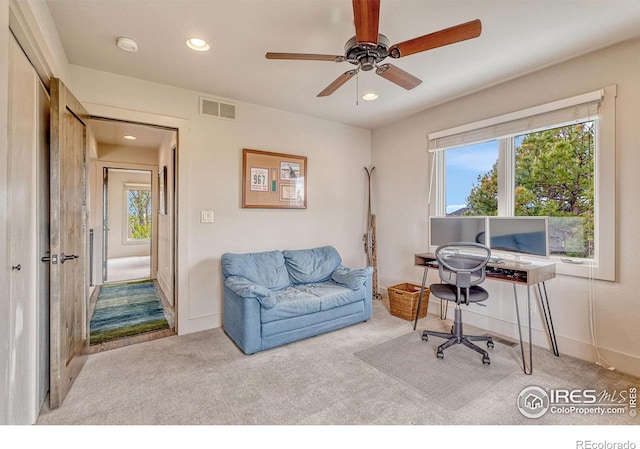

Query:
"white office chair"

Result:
[[421, 242, 494, 364]]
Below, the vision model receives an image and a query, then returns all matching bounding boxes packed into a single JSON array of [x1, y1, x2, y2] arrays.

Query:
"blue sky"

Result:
[[445, 141, 498, 214]]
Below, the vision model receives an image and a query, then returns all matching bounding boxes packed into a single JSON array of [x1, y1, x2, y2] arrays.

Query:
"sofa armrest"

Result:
[[224, 275, 276, 309], [223, 285, 262, 354], [331, 265, 373, 290]]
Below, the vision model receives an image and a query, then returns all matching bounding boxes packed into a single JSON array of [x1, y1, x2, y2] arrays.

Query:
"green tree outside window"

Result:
[[463, 122, 595, 258], [127, 188, 152, 240]]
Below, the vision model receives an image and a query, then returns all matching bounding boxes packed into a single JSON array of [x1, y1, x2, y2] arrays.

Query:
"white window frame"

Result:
[[428, 85, 616, 281], [123, 183, 152, 245]]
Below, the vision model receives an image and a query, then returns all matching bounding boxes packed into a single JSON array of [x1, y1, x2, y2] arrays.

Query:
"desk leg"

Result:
[[538, 282, 560, 357], [513, 284, 533, 375], [413, 266, 429, 331]]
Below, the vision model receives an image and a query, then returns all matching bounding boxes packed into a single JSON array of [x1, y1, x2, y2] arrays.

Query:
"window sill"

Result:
[[554, 257, 614, 281]]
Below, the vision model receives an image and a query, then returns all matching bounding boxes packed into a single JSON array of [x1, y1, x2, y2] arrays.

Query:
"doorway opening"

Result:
[[88, 117, 178, 352], [103, 168, 152, 284]]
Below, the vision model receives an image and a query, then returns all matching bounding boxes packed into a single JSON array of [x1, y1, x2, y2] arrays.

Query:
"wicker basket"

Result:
[[387, 283, 430, 321]]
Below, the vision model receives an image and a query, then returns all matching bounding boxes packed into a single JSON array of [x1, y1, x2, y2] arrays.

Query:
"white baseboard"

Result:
[[178, 312, 221, 336], [156, 271, 173, 306]]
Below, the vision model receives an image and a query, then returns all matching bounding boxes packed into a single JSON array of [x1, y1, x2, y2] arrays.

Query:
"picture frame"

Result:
[[158, 166, 167, 215], [242, 149, 307, 209]]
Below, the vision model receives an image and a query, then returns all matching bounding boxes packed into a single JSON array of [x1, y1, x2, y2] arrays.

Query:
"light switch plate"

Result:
[[201, 210, 214, 223]]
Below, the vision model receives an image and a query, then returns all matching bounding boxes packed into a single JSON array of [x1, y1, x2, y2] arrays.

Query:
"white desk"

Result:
[[414, 253, 558, 375]]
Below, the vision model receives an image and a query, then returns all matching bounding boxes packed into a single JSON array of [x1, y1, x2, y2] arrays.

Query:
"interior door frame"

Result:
[[96, 163, 158, 285], [102, 166, 109, 282], [81, 103, 188, 335]]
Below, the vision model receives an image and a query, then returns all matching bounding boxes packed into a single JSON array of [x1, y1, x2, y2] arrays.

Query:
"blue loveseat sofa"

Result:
[[221, 246, 373, 354]]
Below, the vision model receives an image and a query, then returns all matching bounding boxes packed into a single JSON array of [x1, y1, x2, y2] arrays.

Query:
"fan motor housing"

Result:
[[344, 34, 390, 71]]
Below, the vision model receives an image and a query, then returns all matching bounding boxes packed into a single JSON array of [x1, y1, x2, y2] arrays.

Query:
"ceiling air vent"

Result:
[[199, 96, 236, 120]]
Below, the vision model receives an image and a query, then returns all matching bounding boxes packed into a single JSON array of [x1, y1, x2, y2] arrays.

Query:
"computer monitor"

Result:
[[429, 216, 487, 247], [488, 217, 549, 258]]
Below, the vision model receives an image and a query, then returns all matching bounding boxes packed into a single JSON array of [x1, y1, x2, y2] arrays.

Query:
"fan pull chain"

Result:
[[356, 71, 360, 106]]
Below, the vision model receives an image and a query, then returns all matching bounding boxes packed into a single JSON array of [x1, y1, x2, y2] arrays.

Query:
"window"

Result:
[[429, 86, 616, 280], [124, 183, 151, 243], [514, 123, 595, 259], [445, 141, 498, 215]]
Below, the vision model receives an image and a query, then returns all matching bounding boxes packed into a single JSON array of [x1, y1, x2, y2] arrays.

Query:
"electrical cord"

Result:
[[587, 254, 615, 371]]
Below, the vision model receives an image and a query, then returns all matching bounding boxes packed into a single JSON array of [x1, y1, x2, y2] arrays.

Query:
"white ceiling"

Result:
[[89, 118, 175, 148], [46, 0, 640, 130]]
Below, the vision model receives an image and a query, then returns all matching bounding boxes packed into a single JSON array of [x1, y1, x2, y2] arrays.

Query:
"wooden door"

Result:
[[49, 78, 90, 409]]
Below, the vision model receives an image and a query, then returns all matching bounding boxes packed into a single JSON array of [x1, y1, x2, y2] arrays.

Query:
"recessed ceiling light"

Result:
[[362, 92, 378, 101], [186, 37, 210, 51], [123, 135, 137, 140], [116, 37, 138, 52]]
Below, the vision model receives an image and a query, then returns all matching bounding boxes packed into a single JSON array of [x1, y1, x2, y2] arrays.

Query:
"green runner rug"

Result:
[[90, 280, 170, 345]]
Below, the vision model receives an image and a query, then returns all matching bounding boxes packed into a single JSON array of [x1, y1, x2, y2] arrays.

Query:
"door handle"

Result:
[[60, 253, 79, 263]]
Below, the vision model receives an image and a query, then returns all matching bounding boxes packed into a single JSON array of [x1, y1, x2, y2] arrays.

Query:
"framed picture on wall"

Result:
[[159, 166, 167, 215], [242, 149, 307, 209]]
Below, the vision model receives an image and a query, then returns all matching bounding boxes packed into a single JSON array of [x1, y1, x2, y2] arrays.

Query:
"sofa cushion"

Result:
[[298, 281, 365, 310], [221, 250, 290, 290], [261, 282, 364, 323], [261, 287, 322, 323], [331, 265, 373, 290], [283, 246, 342, 284]]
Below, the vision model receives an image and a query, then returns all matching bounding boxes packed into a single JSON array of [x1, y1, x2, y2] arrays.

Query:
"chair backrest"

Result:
[[435, 242, 491, 291]]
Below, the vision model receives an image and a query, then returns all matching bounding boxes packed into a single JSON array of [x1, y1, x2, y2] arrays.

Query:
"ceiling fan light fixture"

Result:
[[362, 92, 378, 101], [265, 1, 481, 97], [186, 37, 210, 51], [116, 37, 138, 52]]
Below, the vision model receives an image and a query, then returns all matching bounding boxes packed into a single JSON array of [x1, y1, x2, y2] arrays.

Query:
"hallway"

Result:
[[106, 255, 151, 283]]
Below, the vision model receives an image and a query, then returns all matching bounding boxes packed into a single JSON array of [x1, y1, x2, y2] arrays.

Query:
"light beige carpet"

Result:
[[36, 300, 639, 427]]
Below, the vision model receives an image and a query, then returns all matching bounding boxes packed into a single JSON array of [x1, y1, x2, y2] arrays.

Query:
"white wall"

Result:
[[372, 38, 640, 377], [68, 65, 372, 335]]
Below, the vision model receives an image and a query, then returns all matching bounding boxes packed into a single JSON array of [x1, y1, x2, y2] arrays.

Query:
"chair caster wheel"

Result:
[[422, 335, 428, 341], [482, 356, 490, 365], [487, 340, 494, 349], [437, 351, 444, 360]]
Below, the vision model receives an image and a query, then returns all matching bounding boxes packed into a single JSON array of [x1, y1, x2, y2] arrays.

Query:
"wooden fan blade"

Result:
[[376, 64, 422, 90], [266, 52, 345, 62], [317, 70, 358, 97], [389, 19, 482, 58], [353, 0, 380, 45]]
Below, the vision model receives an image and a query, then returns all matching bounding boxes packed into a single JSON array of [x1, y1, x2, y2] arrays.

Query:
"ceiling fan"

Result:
[[266, 0, 481, 97]]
